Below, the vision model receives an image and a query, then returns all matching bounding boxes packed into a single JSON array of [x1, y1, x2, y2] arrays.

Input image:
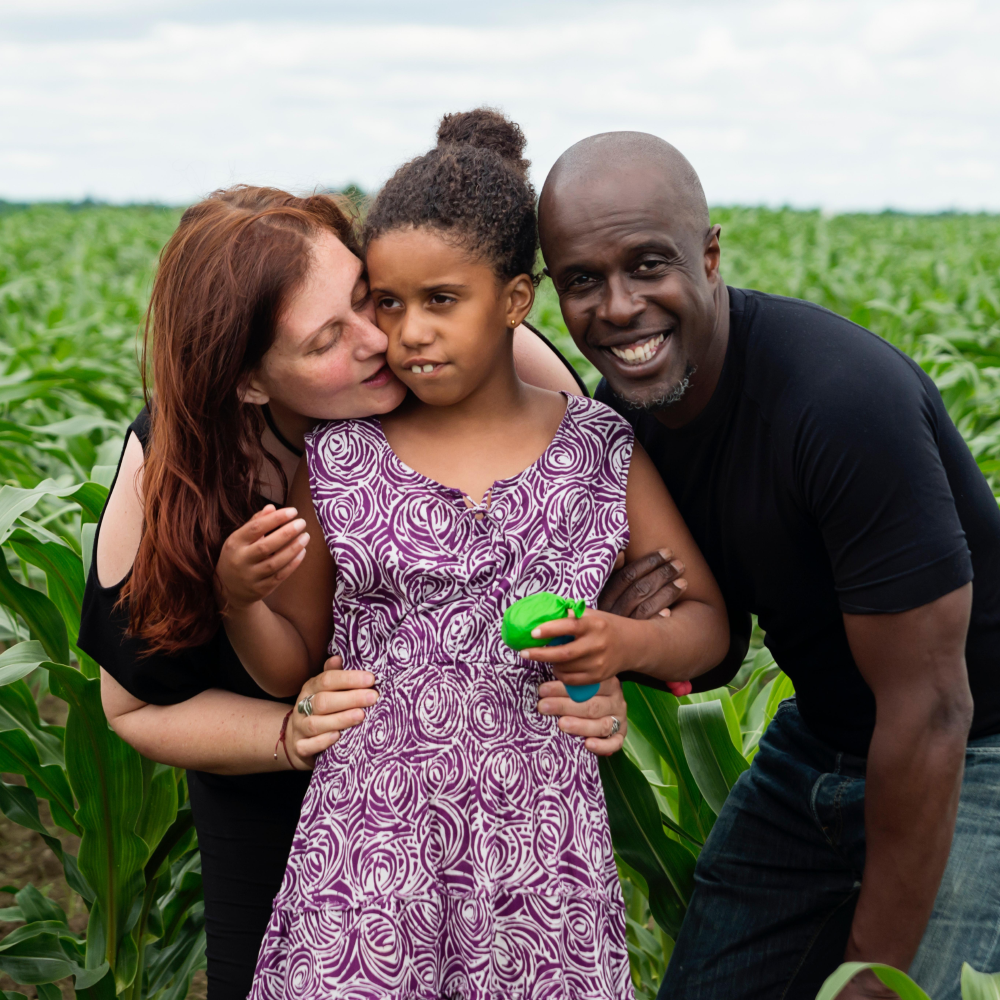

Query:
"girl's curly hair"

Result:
[[363, 107, 539, 284]]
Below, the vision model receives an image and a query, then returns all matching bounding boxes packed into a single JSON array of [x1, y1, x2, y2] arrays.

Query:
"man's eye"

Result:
[[566, 274, 595, 289], [634, 259, 666, 274]]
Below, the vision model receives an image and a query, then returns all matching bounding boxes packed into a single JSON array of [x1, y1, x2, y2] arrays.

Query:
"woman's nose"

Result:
[[350, 313, 389, 360]]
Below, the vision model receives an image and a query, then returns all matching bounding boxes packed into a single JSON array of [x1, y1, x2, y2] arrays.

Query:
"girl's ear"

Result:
[[505, 273, 536, 329]]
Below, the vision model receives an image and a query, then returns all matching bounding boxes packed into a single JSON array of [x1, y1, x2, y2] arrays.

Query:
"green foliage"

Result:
[[2, 204, 999, 999], [0, 204, 202, 1000], [816, 961, 1000, 1000]]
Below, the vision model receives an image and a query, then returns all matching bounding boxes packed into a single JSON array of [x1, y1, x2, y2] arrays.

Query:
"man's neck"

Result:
[[654, 282, 730, 430]]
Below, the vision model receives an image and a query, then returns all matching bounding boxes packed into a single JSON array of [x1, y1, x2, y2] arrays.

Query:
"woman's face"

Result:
[[246, 231, 407, 421]]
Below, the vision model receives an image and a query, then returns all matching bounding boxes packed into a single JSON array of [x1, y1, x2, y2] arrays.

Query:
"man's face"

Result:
[[540, 169, 722, 414]]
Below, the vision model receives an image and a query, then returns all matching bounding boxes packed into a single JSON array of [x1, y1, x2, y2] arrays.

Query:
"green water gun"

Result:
[[501, 592, 600, 703]]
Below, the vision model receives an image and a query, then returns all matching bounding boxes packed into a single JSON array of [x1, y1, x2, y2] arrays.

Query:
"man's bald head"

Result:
[[537, 131, 727, 423], [539, 131, 709, 250]]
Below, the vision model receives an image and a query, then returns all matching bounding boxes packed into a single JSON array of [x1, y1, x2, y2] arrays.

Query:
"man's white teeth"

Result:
[[610, 333, 665, 365], [410, 364, 436, 374]]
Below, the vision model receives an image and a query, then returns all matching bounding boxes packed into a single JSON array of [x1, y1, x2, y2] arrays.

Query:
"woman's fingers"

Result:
[[236, 505, 297, 543], [291, 729, 341, 764], [295, 706, 367, 737], [302, 666, 376, 695], [254, 532, 310, 579]]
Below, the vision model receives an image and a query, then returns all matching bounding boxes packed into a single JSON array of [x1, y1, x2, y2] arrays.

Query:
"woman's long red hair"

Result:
[[124, 185, 358, 654]]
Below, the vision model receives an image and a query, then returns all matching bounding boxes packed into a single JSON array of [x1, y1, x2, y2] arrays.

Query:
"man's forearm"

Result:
[[847, 698, 970, 968]]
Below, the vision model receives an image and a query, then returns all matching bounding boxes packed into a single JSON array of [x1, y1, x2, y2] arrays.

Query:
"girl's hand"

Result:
[[283, 656, 378, 769], [520, 608, 692, 695], [215, 504, 310, 611], [537, 676, 629, 756]]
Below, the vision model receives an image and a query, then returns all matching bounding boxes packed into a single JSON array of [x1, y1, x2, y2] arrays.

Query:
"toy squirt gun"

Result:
[[501, 592, 599, 702]]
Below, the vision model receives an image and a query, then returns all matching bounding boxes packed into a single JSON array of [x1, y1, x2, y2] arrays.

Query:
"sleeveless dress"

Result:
[[249, 393, 635, 1000]]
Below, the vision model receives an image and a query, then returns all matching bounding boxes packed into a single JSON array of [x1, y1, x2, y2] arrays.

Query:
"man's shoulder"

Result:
[[733, 287, 932, 417]]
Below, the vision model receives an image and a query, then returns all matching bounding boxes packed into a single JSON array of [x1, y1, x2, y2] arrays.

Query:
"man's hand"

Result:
[[599, 548, 687, 619], [841, 582, 973, 976]]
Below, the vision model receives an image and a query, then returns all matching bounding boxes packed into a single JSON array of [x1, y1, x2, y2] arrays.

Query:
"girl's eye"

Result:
[[377, 296, 402, 310], [429, 293, 456, 306]]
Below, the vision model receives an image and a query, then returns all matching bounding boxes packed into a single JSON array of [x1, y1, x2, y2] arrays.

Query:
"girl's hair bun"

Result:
[[436, 108, 529, 177]]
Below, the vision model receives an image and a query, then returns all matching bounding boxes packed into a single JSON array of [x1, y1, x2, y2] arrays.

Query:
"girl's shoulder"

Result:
[[562, 391, 635, 439], [302, 417, 387, 489]]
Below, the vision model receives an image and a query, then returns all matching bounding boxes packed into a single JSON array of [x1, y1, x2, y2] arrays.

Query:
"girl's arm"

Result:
[[217, 459, 335, 696], [520, 442, 729, 687]]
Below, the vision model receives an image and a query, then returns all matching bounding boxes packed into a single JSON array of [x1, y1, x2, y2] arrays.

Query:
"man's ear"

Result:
[[505, 274, 536, 328], [705, 224, 722, 281], [240, 377, 270, 406]]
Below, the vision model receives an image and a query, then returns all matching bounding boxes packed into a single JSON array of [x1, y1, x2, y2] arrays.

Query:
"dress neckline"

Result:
[[372, 391, 573, 506]]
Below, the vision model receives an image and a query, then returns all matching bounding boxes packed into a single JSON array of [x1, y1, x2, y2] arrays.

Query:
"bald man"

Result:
[[539, 133, 1000, 1000]]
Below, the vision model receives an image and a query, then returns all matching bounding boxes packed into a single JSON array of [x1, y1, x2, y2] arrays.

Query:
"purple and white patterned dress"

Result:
[[249, 393, 635, 1000]]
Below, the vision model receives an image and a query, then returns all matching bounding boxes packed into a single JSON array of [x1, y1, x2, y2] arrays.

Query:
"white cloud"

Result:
[[0, 0, 997, 209]]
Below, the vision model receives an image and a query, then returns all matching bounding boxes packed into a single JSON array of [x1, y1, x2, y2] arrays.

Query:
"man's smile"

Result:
[[600, 330, 671, 370]]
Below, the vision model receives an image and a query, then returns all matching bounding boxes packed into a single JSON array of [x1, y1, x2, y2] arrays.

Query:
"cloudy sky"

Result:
[[1, 0, 997, 210]]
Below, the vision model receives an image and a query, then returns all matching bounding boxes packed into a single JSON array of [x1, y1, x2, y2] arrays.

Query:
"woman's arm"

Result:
[[102, 660, 377, 773], [513, 324, 583, 395], [218, 460, 335, 696], [521, 442, 730, 686]]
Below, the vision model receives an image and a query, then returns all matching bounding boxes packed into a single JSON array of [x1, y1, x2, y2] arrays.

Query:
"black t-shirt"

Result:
[[598, 287, 1000, 756]]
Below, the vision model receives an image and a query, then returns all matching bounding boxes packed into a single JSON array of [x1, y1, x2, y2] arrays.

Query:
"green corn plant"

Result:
[[0, 205, 206, 1000], [597, 637, 792, 999], [816, 961, 1000, 1000]]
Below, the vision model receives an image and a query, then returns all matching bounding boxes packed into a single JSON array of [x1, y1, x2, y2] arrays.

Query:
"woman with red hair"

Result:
[[78, 186, 679, 1000]]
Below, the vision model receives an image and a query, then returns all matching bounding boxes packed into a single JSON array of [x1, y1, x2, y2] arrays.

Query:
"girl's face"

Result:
[[246, 231, 407, 420], [366, 227, 534, 407]]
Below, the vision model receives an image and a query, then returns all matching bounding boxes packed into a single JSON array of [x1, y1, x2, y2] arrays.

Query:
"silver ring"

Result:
[[297, 694, 315, 717], [609, 716, 620, 737]]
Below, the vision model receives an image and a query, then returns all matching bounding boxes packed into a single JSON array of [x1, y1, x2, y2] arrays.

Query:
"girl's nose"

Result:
[[398, 312, 436, 348]]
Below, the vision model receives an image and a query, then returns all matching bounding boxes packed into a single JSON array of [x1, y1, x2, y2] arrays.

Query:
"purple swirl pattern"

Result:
[[249, 394, 635, 1000]]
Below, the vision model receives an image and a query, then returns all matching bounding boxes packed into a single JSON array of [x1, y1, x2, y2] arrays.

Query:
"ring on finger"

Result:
[[608, 716, 620, 737], [297, 694, 315, 717]]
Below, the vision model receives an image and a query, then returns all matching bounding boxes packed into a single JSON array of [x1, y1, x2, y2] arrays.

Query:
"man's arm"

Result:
[[839, 583, 973, 995]]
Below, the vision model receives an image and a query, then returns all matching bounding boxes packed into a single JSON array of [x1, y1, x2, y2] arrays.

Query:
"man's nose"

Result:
[[598, 274, 645, 327]]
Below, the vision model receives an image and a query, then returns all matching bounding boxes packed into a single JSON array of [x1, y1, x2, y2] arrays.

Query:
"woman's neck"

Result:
[[263, 399, 314, 452]]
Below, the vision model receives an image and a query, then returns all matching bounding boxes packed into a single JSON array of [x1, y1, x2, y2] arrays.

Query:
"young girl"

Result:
[[224, 110, 729, 999]]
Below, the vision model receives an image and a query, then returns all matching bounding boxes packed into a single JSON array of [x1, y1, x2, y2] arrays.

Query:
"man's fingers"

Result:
[[598, 548, 674, 612], [631, 577, 688, 620], [605, 554, 686, 618]]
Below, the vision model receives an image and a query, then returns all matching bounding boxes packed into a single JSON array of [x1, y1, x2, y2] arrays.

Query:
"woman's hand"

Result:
[[283, 656, 378, 769], [215, 504, 311, 611], [537, 676, 628, 756]]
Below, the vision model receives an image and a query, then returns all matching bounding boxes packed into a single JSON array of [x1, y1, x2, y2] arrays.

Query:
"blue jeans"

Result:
[[657, 699, 1000, 1000]]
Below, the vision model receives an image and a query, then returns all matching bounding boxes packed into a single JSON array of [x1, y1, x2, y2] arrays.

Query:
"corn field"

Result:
[[0, 202, 998, 1000]]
